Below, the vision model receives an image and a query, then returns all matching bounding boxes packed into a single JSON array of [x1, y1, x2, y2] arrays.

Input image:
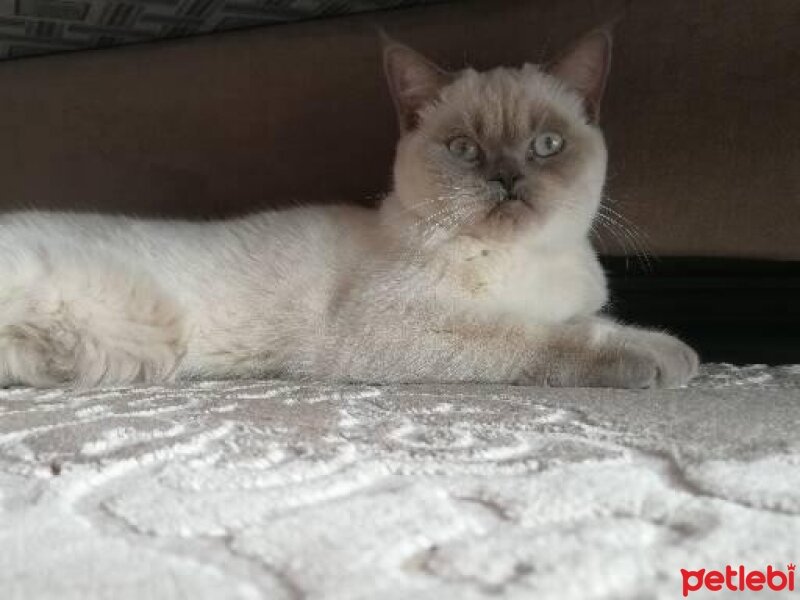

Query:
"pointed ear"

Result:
[[548, 29, 612, 122], [383, 38, 451, 131]]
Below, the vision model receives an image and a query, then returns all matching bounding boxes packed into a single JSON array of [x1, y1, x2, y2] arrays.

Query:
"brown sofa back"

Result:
[[0, 0, 798, 259]]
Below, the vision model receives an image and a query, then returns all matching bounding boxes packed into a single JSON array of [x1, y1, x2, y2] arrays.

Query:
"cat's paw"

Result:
[[537, 322, 699, 389], [598, 328, 699, 389]]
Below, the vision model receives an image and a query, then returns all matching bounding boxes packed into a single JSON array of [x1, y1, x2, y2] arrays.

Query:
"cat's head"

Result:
[[382, 30, 612, 250]]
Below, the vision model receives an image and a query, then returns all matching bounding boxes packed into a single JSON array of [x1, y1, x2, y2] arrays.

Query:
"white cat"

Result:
[[0, 30, 698, 388]]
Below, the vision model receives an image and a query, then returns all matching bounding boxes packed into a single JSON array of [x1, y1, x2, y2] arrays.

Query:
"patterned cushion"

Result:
[[0, 0, 453, 60]]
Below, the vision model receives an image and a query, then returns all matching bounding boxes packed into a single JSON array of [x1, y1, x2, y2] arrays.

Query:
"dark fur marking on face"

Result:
[[386, 33, 610, 245]]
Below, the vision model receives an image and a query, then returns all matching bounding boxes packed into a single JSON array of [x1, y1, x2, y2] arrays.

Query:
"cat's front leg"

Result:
[[315, 310, 697, 388], [533, 318, 699, 389]]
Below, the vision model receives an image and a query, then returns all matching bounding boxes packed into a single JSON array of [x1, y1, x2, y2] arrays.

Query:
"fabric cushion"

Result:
[[0, 0, 454, 59]]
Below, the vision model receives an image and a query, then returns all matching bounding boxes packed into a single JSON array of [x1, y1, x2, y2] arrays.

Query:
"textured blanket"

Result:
[[2, 364, 799, 599]]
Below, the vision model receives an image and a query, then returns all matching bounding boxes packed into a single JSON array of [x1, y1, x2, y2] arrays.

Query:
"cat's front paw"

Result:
[[601, 328, 699, 389]]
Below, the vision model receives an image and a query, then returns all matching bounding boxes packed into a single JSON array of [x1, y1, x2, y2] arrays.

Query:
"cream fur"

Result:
[[0, 32, 699, 389]]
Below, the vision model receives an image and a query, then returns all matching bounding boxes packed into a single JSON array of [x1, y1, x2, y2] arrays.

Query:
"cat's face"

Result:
[[383, 31, 612, 249]]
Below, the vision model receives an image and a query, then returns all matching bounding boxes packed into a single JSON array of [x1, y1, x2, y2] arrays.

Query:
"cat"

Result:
[[0, 29, 699, 389]]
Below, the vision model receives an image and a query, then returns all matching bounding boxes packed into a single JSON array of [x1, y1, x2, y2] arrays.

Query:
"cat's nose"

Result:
[[488, 172, 522, 198]]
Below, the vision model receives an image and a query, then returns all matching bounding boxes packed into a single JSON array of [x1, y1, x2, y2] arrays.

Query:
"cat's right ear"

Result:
[[548, 28, 613, 123], [382, 36, 451, 131]]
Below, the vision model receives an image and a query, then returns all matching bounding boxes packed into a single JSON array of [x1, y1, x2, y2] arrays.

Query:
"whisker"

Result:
[[594, 210, 653, 271], [599, 210, 654, 268]]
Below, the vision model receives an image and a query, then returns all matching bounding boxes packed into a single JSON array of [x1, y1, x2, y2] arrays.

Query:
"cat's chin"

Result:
[[471, 197, 545, 240]]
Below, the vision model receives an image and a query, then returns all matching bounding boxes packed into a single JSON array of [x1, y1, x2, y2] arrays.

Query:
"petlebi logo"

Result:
[[681, 563, 795, 596]]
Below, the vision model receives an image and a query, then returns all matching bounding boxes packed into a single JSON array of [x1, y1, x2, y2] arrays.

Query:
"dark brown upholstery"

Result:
[[0, 0, 798, 259]]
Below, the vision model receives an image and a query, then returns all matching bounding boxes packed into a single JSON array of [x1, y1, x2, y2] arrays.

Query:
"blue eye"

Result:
[[447, 136, 481, 162], [530, 132, 565, 158]]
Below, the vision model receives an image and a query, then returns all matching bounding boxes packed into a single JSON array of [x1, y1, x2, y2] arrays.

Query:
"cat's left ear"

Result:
[[548, 29, 612, 123], [383, 36, 452, 131]]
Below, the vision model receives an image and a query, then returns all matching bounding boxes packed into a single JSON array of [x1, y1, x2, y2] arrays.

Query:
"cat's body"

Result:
[[0, 30, 699, 388], [0, 204, 605, 384]]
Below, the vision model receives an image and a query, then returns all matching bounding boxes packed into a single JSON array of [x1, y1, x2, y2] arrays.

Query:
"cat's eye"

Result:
[[530, 132, 565, 159], [447, 136, 481, 163]]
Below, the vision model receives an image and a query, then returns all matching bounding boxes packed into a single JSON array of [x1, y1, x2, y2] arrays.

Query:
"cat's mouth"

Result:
[[483, 195, 539, 228], [488, 193, 534, 213], [485, 182, 534, 211]]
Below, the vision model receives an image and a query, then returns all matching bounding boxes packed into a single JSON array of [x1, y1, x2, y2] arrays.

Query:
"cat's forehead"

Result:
[[431, 66, 584, 141]]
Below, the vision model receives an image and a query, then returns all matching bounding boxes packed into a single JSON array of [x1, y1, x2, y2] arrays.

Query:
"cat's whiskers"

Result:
[[593, 207, 654, 271], [599, 204, 654, 268], [406, 194, 484, 262], [600, 203, 653, 247], [413, 183, 483, 230], [417, 198, 481, 248], [553, 198, 611, 256]]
